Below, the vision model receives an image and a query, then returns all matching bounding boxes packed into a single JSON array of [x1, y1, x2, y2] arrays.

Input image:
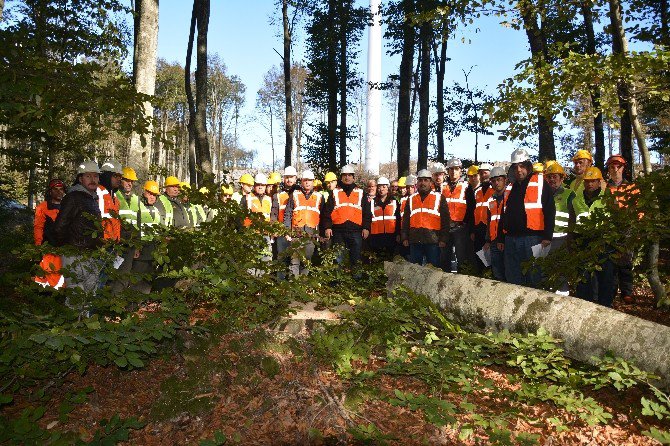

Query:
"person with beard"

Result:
[[321, 164, 372, 275], [33, 179, 66, 289], [367, 177, 400, 259], [472, 163, 494, 273], [442, 157, 476, 272], [97, 159, 123, 242]]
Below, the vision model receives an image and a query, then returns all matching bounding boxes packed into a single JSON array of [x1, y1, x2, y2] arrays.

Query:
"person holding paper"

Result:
[[483, 166, 508, 281], [497, 149, 555, 288]]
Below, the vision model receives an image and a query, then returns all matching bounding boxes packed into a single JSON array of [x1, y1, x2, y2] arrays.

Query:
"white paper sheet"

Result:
[[531, 243, 551, 259], [476, 248, 491, 267], [112, 255, 125, 269]]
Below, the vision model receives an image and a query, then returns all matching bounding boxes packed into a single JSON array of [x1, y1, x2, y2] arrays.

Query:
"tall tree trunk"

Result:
[[327, 0, 338, 169], [396, 0, 414, 177], [582, 1, 605, 170], [417, 22, 431, 170], [433, 38, 447, 162], [519, 1, 555, 161], [661, 0, 669, 46], [129, 0, 159, 174], [282, 0, 294, 167], [185, 0, 198, 184], [339, 1, 349, 167], [194, 0, 211, 184], [0, 0, 5, 21]]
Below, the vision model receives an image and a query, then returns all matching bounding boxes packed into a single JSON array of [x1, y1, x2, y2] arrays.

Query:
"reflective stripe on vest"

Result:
[[97, 185, 120, 241], [292, 191, 321, 229], [370, 199, 397, 235], [553, 187, 573, 238], [138, 202, 162, 239], [503, 173, 545, 231], [158, 195, 174, 226], [399, 197, 408, 219], [474, 185, 494, 225], [244, 194, 272, 227], [442, 182, 467, 222], [331, 188, 363, 225], [572, 188, 609, 232], [115, 191, 140, 225], [277, 191, 289, 223], [488, 197, 504, 241], [33, 253, 65, 290], [409, 192, 441, 231]]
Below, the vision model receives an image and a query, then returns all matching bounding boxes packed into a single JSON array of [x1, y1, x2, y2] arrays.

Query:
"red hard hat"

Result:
[[606, 154, 626, 166], [48, 179, 65, 189]]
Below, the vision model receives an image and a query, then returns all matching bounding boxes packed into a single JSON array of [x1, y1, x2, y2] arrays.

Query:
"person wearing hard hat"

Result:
[[498, 149, 555, 288], [568, 149, 594, 194], [97, 159, 123, 242], [606, 154, 636, 303], [401, 169, 450, 267], [241, 173, 273, 274], [282, 170, 324, 276], [53, 161, 104, 296], [544, 162, 575, 295], [235, 174, 254, 204], [432, 163, 447, 193], [483, 166, 508, 281], [533, 162, 544, 173], [220, 184, 234, 203], [33, 179, 66, 290], [466, 165, 480, 190], [472, 163, 494, 273], [442, 157, 475, 273], [571, 167, 616, 307], [116, 167, 140, 237], [266, 172, 281, 196], [313, 179, 323, 192], [321, 164, 372, 273], [158, 176, 190, 228], [397, 175, 416, 260], [397, 177, 407, 197], [271, 166, 299, 271], [390, 179, 399, 197], [367, 177, 400, 259], [324, 172, 338, 192]]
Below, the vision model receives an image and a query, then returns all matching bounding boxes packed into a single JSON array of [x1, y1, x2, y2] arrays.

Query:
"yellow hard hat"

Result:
[[164, 176, 180, 187], [268, 172, 282, 185], [466, 165, 479, 176], [324, 172, 337, 182], [545, 162, 566, 176], [144, 180, 160, 195], [221, 184, 234, 195], [179, 181, 190, 190], [239, 173, 254, 186], [314, 179, 322, 187], [397, 177, 406, 187], [572, 149, 593, 162], [583, 166, 603, 180], [122, 167, 138, 181], [533, 162, 544, 173], [199, 187, 209, 194]]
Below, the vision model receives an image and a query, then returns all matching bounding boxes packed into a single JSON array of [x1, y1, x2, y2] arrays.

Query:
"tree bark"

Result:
[[185, 0, 198, 183], [326, 0, 338, 170], [433, 38, 447, 162], [194, 0, 212, 184], [0, 0, 5, 21], [417, 22, 431, 170], [582, 1, 605, 170], [396, 0, 414, 177], [282, 0, 294, 167], [339, 1, 349, 167], [129, 0, 159, 174]]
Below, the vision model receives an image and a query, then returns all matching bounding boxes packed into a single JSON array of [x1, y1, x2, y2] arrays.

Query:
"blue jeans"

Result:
[[332, 230, 362, 267], [503, 235, 543, 287], [409, 243, 441, 268], [490, 243, 505, 281]]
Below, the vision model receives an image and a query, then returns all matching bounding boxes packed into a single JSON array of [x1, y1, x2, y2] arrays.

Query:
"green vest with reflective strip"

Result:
[[137, 202, 162, 240], [572, 188, 610, 233], [553, 187, 574, 238], [187, 204, 206, 227], [158, 195, 174, 227], [115, 191, 140, 225]]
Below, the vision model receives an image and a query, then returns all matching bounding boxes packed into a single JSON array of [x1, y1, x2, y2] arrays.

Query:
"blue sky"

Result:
[[155, 1, 543, 168]]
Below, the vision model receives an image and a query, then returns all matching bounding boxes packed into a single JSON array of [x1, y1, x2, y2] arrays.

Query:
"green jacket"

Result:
[[553, 186, 575, 237], [572, 187, 610, 233]]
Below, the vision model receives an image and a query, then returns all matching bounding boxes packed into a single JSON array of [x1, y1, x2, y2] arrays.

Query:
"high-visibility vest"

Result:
[[503, 173, 545, 232], [474, 185, 494, 225], [97, 185, 121, 241], [607, 181, 638, 209], [572, 188, 610, 233], [244, 194, 272, 227], [399, 197, 408, 219], [277, 191, 290, 223], [137, 201, 162, 240], [115, 191, 140, 226], [442, 182, 467, 222], [408, 192, 441, 231], [331, 188, 363, 226], [553, 187, 574, 238], [158, 195, 174, 227], [188, 204, 207, 227], [488, 196, 504, 241], [292, 190, 321, 229], [34, 200, 59, 246], [33, 253, 65, 290], [370, 199, 397, 235]]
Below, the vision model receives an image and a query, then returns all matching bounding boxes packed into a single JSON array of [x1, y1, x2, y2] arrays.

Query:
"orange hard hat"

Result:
[[606, 154, 626, 166]]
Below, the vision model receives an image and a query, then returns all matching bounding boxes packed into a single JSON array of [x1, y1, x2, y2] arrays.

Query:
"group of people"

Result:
[[32, 147, 635, 308]]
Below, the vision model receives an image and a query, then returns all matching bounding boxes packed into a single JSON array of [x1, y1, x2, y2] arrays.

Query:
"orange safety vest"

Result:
[[488, 196, 504, 241], [34, 200, 59, 245], [34, 253, 65, 290], [474, 185, 494, 225], [370, 199, 397, 235], [409, 192, 441, 231], [442, 182, 467, 222], [331, 188, 363, 226], [502, 173, 545, 232], [291, 190, 321, 229], [277, 191, 290, 223], [97, 185, 121, 241], [399, 197, 408, 219], [244, 194, 272, 227]]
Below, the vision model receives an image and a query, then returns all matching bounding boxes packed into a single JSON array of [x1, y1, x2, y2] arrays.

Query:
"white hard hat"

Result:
[[301, 170, 315, 180], [283, 166, 297, 177], [77, 160, 101, 175], [405, 175, 417, 186], [377, 176, 390, 186], [416, 169, 432, 179], [100, 159, 123, 174], [446, 157, 462, 168], [254, 173, 268, 185], [490, 166, 507, 178], [511, 148, 530, 163], [340, 164, 356, 175], [432, 163, 446, 174], [479, 163, 493, 171]]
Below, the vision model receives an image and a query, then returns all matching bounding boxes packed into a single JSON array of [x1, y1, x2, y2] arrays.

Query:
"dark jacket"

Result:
[[499, 175, 555, 241], [53, 184, 102, 249], [166, 196, 191, 228]]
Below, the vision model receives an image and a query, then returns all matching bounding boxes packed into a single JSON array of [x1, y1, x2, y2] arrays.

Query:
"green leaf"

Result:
[[114, 356, 128, 368]]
